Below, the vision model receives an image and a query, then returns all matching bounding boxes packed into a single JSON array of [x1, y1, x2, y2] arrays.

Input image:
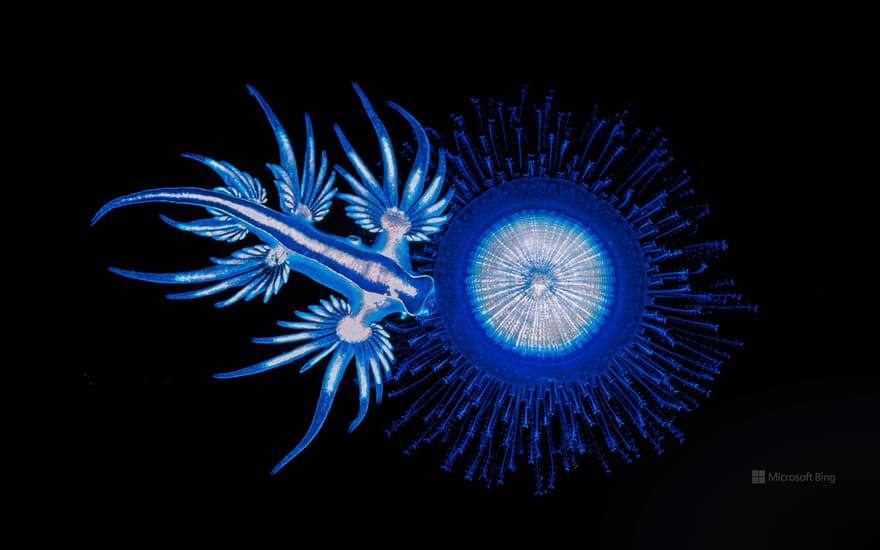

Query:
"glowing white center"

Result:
[[336, 315, 372, 343], [381, 207, 412, 237], [467, 211, 613, 357], [266, 245, 289, 266], [294, 204, 313, 220]]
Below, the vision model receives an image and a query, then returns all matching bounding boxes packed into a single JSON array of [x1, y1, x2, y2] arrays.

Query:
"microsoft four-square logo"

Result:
[[751, 469, 766, 484]]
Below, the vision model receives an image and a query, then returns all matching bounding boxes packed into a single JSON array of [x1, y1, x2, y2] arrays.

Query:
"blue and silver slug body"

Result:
[[93, 83, 452, 474]]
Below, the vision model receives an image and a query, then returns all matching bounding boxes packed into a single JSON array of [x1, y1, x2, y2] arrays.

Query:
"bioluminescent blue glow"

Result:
[[386, 88, 754, 493], [92, 84, 753, 494], [92, 83, 451, 474], [467, 210, 613, 358]]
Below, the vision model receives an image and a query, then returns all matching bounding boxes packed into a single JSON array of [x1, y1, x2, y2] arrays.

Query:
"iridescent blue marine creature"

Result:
[[93, 83, 452, 473], [93, 84, 752, 493]]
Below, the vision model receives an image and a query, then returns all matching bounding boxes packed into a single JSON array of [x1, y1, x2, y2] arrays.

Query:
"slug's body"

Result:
[[93, 84, 752, 492], [93, 83, 452, 473]]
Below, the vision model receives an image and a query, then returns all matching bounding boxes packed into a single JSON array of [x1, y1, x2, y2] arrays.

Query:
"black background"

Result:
[[25, 10, 873, 548]]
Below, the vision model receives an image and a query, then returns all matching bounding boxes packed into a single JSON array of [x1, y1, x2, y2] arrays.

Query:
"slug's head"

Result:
[[399, 273, 436, 319]]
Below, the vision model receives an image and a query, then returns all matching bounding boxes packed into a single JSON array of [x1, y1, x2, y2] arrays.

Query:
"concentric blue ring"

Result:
[[434, 177, 648, 385], [467, 210, 613, 358]]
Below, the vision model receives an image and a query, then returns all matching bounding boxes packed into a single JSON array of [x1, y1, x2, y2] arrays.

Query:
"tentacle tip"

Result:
[[157, 213, 179, 227], [180, 152, 206, 163], [270, 445, 307, 476], [348, 417, 365, 433], [108, 266, 151, 283], [165, 293, 191, 301], [91, 204, 114, 225]]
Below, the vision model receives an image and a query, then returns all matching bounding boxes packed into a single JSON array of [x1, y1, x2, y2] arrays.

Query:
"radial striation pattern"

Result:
[[388, 87, 754, 494], [467, 210, 613, 358]]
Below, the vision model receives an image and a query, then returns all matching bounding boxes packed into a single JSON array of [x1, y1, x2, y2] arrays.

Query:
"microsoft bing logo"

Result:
[[751, 469, 836, 485]]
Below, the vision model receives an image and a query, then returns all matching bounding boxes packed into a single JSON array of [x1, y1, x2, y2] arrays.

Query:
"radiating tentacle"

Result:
[[214, 296, 348, 378], [335, 185, 383, 234], [303, 152, 338, 221], [404, 155, 454, 242], [108, 263, 253, 285], [333, 83, 402, 233], [248, 84, 337, 222], [212, 294, 396, 467], [268, 163, 302, 214], [247, 84, 299, 185], [334, 130, 391, 211], [182, 153, 266, 202], [159, 213, 249, 242], [214, 338, 337, 379], [350, 347, 371, 433], [348, 324, 395, 432], [402, 143, 445, 211], [108, 244, 290, 306], [302, 114, 317, 202], [388, 101, 429, 210], [334, 83, 454, 263], [270, 345, 354, 475], [166, 271, 266, 304], [158, 154, 267, 242], [352, 82, 397, 204]]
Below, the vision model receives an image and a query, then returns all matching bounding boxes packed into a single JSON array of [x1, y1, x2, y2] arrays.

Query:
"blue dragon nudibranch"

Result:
[[92, 83, 451, 474], [92, 83, 752, 493]]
